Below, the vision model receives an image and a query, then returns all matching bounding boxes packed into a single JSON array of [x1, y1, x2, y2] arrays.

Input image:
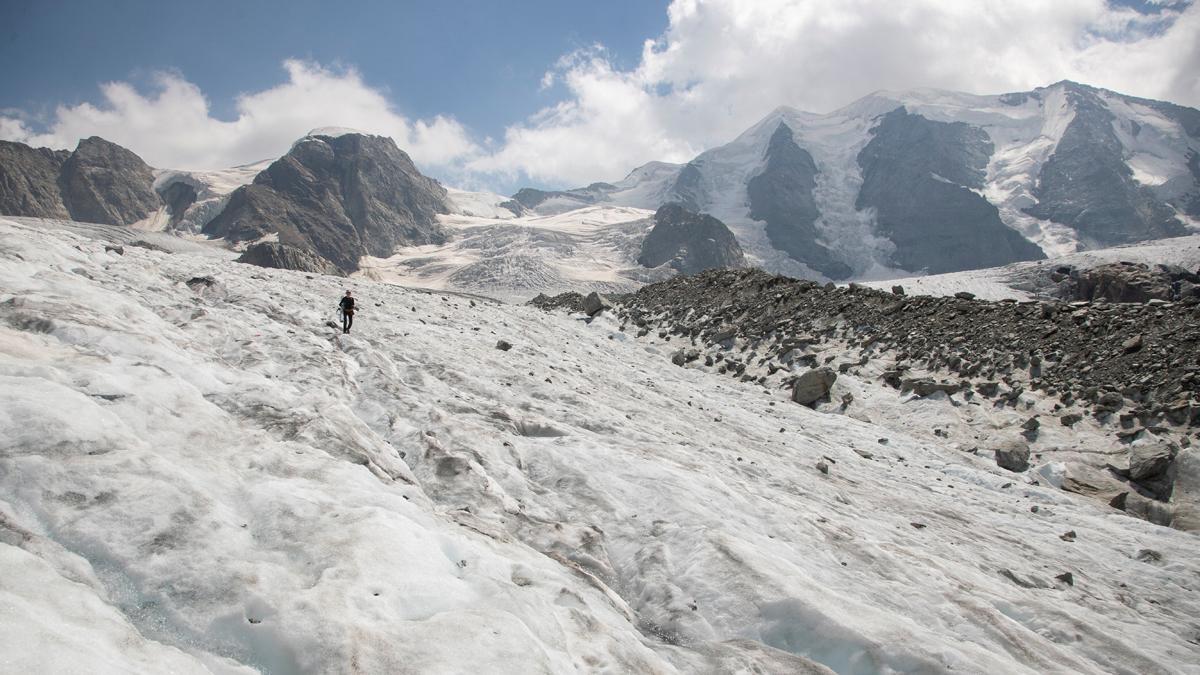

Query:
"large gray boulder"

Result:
[[582, 291, 614, 316], [994, 440, 1031, 473], [1128, 443, 1174, 482], [205, 132, 450, 273], [856, 107, 1045, 274], [638, 203, 745, 275], [792, 367, 837, 406]]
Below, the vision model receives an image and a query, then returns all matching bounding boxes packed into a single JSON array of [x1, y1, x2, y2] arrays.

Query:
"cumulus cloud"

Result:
[[0, 60, 479, 171], [2, 2, 1197, 191], [474, 0, 1200, 187]]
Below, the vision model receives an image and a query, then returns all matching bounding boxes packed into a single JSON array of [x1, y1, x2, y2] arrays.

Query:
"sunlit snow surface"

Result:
[[358, 205, 660, 303], [858, 234, 1200, 301], [2, 216, 1200, 674]]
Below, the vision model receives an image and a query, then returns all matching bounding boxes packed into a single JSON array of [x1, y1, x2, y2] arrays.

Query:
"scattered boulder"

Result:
[[582, 292, 613, 316], [792, 368, 837, 406], [994, 440, 1031, 473], [1128, 443, 1174, 482], [495, 340, 513, 351], [185, 276, 217, 291], [1121, 334, 1143, 354], [902, 378, 961, 397], [1059, 462, 1128, 503]]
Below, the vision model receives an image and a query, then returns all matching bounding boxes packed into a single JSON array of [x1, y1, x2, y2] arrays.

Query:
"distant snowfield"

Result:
[[356, 204, 660, 303], [859, 234, 1200, 301], [2, 216, 1199, 674]]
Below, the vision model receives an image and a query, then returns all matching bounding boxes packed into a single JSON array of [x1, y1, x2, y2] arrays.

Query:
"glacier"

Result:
[[2, 215, 1199, 674]]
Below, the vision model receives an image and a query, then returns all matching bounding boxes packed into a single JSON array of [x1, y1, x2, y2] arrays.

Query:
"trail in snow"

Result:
[[1, 217, 1199, 674]]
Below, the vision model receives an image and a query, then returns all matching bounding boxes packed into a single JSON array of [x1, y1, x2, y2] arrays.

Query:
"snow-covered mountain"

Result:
[[531, 81, 1200, 281], [3, 214, 1199, 673], [3, 81, 1198, 298]]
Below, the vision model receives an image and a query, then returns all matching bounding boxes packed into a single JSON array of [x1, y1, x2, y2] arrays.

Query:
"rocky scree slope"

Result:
[[0, 137, 158, 225], [534, 269, 1200, 529], [203, 132, 450, 274]]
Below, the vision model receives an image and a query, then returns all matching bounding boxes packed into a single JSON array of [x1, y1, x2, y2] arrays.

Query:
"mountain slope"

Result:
[[528, 81, 1199, 281], [203, 131, 450, 274], [0, 137, 158, 226], [637, 203, 745, 275], [856, 107, 1046, 273], [2, 215, 1199, 673]]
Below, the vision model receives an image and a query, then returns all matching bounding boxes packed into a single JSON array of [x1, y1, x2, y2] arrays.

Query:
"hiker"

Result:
[[338, 290, 355, 333]]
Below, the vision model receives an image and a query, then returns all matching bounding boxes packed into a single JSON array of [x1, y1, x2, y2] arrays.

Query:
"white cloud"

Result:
[[474, 0, 1200, 187], [0, 60, 479, 171], [2, 2, 1197, 192]]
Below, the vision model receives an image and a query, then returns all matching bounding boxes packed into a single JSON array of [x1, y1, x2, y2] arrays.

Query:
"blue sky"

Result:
[[0, 0, 667, 142], [1, 0, 1195, 192]]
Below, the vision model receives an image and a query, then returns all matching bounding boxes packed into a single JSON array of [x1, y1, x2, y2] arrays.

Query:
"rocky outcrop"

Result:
[[857, 108, 1045, 274], [638, 203, 745, 275], [668, 162, 706, 213], [510, 183, 616, 213], [236, 241, 340, 275], [159, 181, 198, 230], [748, 123, 851, 280], [994, 440, 1031, 473], [1025, 83, 1187, 245], [1065, 262, 1199, 303], [0, 141, 70, 219], [0, 137, 157, 225], [791, 367, 836, 406], [58, 137, 159, 225], [204, 132, 450, 273]]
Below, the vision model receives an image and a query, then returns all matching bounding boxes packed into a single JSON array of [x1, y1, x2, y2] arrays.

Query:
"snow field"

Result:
[[1, 217, 1199, 674]]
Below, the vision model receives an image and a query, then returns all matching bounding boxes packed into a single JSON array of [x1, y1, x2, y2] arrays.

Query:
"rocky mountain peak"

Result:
[[59, 136, 159, 225], [637, 203, 745, 275], [204, 131, 450, 274], [0, 136, 157, 226], [747, 122, 853, 280]]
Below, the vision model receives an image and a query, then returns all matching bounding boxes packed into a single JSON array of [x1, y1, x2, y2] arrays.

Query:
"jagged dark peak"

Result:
[[864, 107, 991, 188], [765, 121, 796, 150], [638, 203, 745, 275], [57, 136, 158, 225], [668, 162, 705, 212], [0, 140, 72, 219], [857, 108, 1044, 273], [747, 122, 851, 280], [205, 130, 449, 274]]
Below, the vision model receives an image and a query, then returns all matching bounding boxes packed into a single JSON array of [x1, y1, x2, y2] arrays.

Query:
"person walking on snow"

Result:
[[338, 290, 355, 334]]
